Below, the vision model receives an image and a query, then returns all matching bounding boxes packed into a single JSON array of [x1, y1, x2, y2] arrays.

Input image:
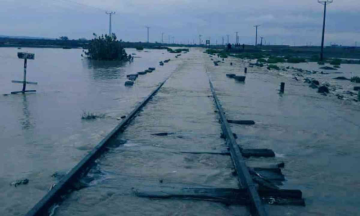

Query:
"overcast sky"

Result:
[[0, 0, 359, 46]]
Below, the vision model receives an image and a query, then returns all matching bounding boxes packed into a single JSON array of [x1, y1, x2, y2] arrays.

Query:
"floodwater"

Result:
[[1, 47, 360, 216], [0, 47, 180, 215], [206, 55, 360, 215]]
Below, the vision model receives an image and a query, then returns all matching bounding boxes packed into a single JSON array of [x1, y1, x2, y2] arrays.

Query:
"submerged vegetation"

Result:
[[84, 33, 129, 61], [81, 111, 106, 120], [167, 48, 189, 53]]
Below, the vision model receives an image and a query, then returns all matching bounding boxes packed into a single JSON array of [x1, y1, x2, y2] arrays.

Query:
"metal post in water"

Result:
[[244, 67, 247, 74], [22, 59, 27, 92], [280, 82, 285, 93]]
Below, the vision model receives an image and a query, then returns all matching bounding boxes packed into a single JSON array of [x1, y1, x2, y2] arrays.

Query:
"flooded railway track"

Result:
[[25, 50, 304, 216], [25, 74, 173, 216]]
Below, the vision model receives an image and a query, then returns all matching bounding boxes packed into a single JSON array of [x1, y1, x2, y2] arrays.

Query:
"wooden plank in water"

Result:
[[11, 90, 36, 94], [133, 186, 305, 206], [241, 149, 275, 158], [228, 120, 255, 125]]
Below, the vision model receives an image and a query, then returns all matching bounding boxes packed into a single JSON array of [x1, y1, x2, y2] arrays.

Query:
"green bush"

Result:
[[351, 76, 360, 83], [85, 33, 128, 61]]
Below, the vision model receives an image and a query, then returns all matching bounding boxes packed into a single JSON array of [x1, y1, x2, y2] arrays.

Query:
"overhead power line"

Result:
[[55, 0, 108, 12]]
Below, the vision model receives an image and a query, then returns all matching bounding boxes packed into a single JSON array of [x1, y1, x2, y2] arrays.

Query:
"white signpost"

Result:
[[11, 52, 37, 94]]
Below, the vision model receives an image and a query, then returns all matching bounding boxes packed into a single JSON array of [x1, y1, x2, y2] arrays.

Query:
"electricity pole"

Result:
[[227, 35, 230, 44], [254, 25, 260, 46], [146, 26, 150, 43], [260, 37, 264, 46], [106, 12, 115, 36], [222, 37, 224, 45], [318, 0, 333, 61], [235, 32, 238, 44]]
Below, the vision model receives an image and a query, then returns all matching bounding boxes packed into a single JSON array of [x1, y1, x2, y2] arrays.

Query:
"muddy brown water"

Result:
[[1, 47, 360, 216]]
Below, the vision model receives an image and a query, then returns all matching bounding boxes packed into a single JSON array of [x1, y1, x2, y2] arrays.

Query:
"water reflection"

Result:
[[82, 59, 127, 80], [20, 95, 34, 130]]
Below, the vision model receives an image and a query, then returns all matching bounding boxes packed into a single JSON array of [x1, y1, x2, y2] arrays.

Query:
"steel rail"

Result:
[[208, 80, 268, 216], [26, 77, 171, 216]]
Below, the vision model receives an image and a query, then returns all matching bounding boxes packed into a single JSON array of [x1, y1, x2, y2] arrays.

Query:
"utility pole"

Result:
[[199, 35, 202, 45], [106, 12, 115, 36], [235, 32, 238, 44], [254, 25, 260, 46], [260, 37, 264, 46], [227, 35, 230, 44], [146, 26, 150, 43], [318, 0, 333, 61], [222, 37, 224, 45], [162, 33, 164, 44]]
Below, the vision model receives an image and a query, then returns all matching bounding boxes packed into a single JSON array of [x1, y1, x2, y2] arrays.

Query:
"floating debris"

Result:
[[318, 86, 329, 94], [333, 77, 349, 80], [234, 76, 246, 82], [10, 179, 29, 187], [125, 81, 134, 86], [152, 132, 175, 136], [320, 66, 337, 70]]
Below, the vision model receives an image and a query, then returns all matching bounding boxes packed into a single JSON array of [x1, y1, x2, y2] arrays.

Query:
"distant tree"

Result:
[[60, 36, 69, 41], [78, 38, 87, 41], [84, 33, 129, 61]]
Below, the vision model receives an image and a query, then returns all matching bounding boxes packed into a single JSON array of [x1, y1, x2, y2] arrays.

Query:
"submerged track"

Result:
[[25, 75, 173, 216]]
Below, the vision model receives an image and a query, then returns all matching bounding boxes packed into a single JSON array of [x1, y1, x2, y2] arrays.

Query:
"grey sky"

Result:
[[0, 0, 359, 46]]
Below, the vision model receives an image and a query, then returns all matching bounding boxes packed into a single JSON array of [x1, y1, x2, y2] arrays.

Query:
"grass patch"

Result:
[[81, 111, 106, 120], [330, 59, 342, 66], [286, 57, 306, 63], [267, 57, 285, 64], [257, 58, 267, 63], [267, 64, 280, 70]]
